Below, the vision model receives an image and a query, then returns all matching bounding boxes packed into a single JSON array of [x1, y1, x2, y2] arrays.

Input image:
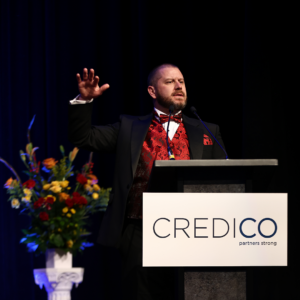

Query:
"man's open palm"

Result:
[[76, 68, 109, 100]]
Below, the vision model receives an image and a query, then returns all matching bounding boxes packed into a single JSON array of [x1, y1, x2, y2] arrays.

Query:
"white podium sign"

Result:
[[142, 193, 287, 267]]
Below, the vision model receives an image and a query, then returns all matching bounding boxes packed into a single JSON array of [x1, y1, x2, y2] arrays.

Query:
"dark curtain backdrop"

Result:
[[0, 0, 294, 299]]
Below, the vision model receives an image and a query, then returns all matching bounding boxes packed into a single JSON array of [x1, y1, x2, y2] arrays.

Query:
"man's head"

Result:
[[147, 64, 187, 114]]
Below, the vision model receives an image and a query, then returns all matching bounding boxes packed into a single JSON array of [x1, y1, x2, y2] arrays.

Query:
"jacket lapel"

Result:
[[183, 114, 204, 159], [131, 112, 153, 178]]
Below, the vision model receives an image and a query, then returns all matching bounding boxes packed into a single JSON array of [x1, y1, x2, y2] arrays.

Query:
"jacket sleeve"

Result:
[[68, 102, 120, 153]]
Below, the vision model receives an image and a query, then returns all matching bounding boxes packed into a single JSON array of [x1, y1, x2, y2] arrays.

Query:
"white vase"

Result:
[[46, 249, 72, 268], [33, 249, 84, 300]]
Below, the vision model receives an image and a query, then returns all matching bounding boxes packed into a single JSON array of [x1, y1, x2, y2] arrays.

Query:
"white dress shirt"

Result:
[[69, 96, 181, 140], [153, 108, 181, 141]]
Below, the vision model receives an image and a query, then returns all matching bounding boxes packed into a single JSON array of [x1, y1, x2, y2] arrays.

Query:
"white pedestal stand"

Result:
[[33, 249, 84, 300]]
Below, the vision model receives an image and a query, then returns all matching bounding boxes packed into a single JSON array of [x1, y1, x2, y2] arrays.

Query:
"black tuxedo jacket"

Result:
[[68, 103, 226, 247]]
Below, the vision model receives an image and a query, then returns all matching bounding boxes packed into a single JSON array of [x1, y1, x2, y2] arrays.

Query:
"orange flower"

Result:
[[87, 174, 98, 185], [70, 147, 79, 162], [58, 193, 69, 202], [4, 177, 13, 188], [42, 158, 58, 169]]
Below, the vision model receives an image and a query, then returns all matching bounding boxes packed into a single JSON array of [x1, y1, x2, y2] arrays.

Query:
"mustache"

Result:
[[172, 91, 185, 96]]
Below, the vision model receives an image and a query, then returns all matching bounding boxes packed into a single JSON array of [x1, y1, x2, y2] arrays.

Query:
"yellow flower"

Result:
[[45, 195, 56, 202], [50, 185, 62, 193], [70, 208, 76, 214], [60, 180, 69, 188], [93, 184, 101, 191], [92, 193, 99, 200], [74, 224, 78, 227], [11, 199, 20, 209], [21, 195, 31, 203], [66, 213, 72, 218], [66, 240, 73, 248], [73, 230, 77, 235], [62, 207, 69, 213], [57, 228, 62, 232], [43, 184, 51, 190], [51, 181, 60, 186], [43, 158, 58, 169], [87, 179, 92, 185], [23, 188, 32, 196], [58, 192, 69, 202], [84, 184, 93, 192]]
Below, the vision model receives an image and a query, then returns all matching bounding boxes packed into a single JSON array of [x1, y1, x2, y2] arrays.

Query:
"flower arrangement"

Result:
[[0, 116, 111, 254]]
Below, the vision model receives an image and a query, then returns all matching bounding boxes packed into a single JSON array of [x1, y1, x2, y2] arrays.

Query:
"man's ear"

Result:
[[147, 86, 156, 99]]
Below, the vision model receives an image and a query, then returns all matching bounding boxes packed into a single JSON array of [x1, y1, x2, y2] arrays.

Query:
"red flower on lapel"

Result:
[[203, 134, 213, 145]]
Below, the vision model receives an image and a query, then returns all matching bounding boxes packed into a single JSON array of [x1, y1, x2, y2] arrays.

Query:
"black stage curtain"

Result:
[[0, 0, 294, 299]]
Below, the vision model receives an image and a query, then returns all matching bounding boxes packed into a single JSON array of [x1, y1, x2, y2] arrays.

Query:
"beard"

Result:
[[156, 92, 188, 111]]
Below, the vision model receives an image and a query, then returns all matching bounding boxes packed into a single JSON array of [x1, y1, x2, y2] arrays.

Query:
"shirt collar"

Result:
[[154, 107, 182, 123], [154, 107, 182, 116]]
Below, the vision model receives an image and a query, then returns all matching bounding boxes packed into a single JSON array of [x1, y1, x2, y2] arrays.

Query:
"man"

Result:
[[68, 64, 227, 299]]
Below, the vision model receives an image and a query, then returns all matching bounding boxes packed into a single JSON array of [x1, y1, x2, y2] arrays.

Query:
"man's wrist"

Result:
[[69, 95, 94, 105], [78, 94, 91, 101]]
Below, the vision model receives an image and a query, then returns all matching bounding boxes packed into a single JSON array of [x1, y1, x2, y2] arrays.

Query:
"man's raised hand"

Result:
[[76, 68, 110, 100]]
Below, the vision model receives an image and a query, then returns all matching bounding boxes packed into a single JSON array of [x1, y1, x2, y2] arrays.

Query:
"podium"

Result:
[[147, 159, 279, 300]]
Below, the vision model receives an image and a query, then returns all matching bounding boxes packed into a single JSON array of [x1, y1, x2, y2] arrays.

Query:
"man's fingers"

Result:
[[83, 68, 88, 80], [98, 83, 110, 95], [93, 76, 100, 87], [89, 69, 94, 82], [76, 74, 81, 84]]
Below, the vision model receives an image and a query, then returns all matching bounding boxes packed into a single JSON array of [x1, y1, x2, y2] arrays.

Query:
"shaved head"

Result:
[[147, 64, 179, 87]]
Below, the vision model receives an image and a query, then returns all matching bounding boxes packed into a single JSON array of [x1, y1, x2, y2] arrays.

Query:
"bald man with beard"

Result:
[[68, 64, 227, 299]]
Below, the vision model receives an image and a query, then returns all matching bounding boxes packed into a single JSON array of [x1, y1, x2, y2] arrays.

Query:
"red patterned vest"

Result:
[[126, 113, 190, 219]]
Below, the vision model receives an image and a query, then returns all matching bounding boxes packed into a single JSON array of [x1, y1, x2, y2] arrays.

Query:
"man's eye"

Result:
[[166, 81, 172, 83]]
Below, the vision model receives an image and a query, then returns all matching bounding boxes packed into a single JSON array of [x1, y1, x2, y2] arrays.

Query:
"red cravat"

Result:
[[159, 113, 182, 124]]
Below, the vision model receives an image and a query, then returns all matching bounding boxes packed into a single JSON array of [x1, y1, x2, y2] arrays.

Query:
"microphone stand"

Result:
[[190, 106, 229, 159]]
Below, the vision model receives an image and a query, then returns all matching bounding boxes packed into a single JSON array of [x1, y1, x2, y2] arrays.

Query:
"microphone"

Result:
[[166, 105, 175, 160], [190, 106, 228, 159]]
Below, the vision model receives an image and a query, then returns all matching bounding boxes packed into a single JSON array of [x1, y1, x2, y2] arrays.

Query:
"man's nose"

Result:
[[174, 81, 182, 89]]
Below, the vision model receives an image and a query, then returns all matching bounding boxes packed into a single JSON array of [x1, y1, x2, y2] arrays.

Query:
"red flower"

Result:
[[65, 198, 74, 208], [79, 196, 87, 205], [33, 198, 44, 209], [72, 192, 81, 198], [71, 192, 87, 206], [39, 212, 49, 221], [45, 196, 55, 205], [22, 179, 36, 189], [76, 173, 87, 185]]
